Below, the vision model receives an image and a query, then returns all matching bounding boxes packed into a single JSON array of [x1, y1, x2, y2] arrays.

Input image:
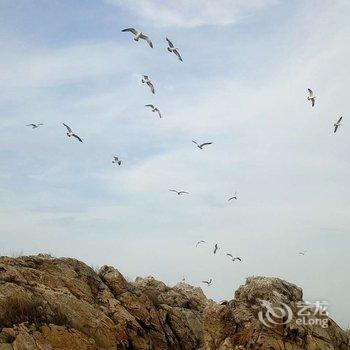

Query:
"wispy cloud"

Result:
[[105, 0, 278, 27]]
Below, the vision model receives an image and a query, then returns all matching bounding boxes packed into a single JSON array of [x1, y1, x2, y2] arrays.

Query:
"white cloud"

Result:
[[0, 41, 132, 89], [105, 0, 277, 27]]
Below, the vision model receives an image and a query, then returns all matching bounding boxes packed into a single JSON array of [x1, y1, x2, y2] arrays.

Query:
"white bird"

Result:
[[202, 279, 212, 286], [192, 140, 213, 149], [169, 189, 189, 195], [141, 75, 155, 94], [307, 88, 315, 107], [122, 28, 153, 48], [334, 116, 343, 133], [62, 123, 83, 143], [228, 191, 238, 201], [213, 243, 219, 254], [226, 254, 241, 262], [27, 123, 43, 129], [196, 240, 205, 247], [145, 104, 162, 118], [112, 156, 122, 165], [166, 37, 183, 62]]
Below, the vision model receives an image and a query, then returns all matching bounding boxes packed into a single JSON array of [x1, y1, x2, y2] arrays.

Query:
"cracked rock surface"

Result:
[[0, 255, 348, 349]]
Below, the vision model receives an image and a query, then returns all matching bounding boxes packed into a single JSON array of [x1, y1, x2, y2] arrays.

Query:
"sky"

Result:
[[0, 0, 349, 328]]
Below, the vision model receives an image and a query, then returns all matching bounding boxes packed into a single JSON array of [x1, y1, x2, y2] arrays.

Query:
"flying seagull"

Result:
[[192, 140, 213, 149], [141, 75, 155, 94], [121, 28, 153, 48], [213, 243, 219, 254], [62, 123, 83, 143], [202, 279, 212, 286], [228, 191, 238, 201], [166, 37, 183, 62], [112, 156, 122, 165], [196, 240, 205, 247], [145, 104, 162, 118], [27, 123, 43, 129], [333, 116, 343, 133], [226, 254, 241, 262], [307, 88, 315, 107], [169, 189, 189, 195], [298, 251, 306, 256]]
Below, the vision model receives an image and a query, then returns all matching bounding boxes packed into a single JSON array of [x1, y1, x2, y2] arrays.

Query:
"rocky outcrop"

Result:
[[0, 255, 348, 349]]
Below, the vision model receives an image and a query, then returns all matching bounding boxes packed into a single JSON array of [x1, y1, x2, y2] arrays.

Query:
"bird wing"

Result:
[[338, 116, 343, 123], [169, 189, 178, 193], [334, 125, 338, 133], [202, 281, 208, 284], [196, 240, 205, 247], [113, 156, 119, 161], [228, 197, 234, 201], [72, 134, 83, 143], [308, 88, 313, 97], [311, 98, 315, 107], [145, 104, 154, 108], [27, 124, 35, 127], [179, 191, 189, 195], [226, 253, 233, 258], [192, 140, 199, 147], [122, 28, 137, 35], [166, 37, 174, 48], [63, 123, 73, 133], [148, 81, 155, 94], [140, 34, 153, 48], [156, 109, 162, 118], [200, 142, 213, 148], [174, 50, 183, 62]]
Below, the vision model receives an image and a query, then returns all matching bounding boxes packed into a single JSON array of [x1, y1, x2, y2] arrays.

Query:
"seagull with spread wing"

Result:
[[334, 116, 343, 133], [141, 75, 155, 94], [145, 104, 162, 118], [202, 279, 212, 286], [192, 140, 213, 149], [112, 156, 122, 165], [226, 254, 241, 262], [62, 123, 83, 143], [213, 243, 219, 254], [27, 123, 43, 129], [122, 28, 153, 48], [166, 37, 183, 61], [169, 189, 189, 195], [307, 88, 316, 107], [228, 191, 238, 201], [196, 240, 205, 247]]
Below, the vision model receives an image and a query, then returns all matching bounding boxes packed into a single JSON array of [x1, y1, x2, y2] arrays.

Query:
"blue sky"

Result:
[[0, 0, 350, 328]]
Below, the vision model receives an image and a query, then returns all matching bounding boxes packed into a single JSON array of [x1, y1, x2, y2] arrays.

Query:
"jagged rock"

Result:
[[0, 255, 348, 350]]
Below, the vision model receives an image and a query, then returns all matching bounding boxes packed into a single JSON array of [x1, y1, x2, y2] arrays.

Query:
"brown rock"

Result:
[[0, 256, 348, 350]]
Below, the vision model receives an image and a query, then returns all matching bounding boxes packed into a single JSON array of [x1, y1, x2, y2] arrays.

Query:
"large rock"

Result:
[[0, 255, 348, 349]]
